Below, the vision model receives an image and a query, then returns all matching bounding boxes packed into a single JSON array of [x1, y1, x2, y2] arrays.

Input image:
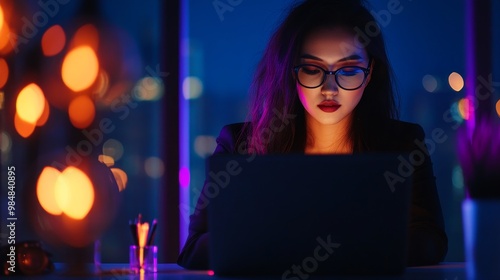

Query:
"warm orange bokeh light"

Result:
[[94, 70, 110, 99], [36, 99, 50, 126], [14, 113, 36, 138], [0, 4, 11, 53], [0, 5, 4, 32], [111, 168, 128, 192], [448, 72, 464, 92], [70, 24, 99, 51], [458, 98, 473, 121], [55, 167, 95, 220], [16, 83, 46, 124], [41, 25, 66, 56], [0, 58, 8, 88], [496, 99, 500, 118], [98, 154, 115, 167], [0, 21, 11, 54], [68, 95, 95, 128], [61, 46, 99, 92], [37, 167, 63, 216], [0, 4, 5, 40]]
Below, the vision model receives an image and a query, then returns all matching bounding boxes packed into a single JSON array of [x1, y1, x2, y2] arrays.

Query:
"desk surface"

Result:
[[12, 262, 466, 280]]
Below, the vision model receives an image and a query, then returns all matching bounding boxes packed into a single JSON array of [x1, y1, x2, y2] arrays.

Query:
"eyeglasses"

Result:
[[293, 60, 371, 90]]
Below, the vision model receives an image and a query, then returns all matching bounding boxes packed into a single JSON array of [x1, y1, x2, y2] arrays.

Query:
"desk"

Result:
[[13, 262, 466, 280]]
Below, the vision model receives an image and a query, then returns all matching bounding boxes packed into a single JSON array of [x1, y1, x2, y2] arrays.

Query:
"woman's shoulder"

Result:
[[373, 119, 426, 152], [214, 122, 251, 154], [219, 122, 249, 134], [384, 119, 425, 136], [218, 122, 251, 141]]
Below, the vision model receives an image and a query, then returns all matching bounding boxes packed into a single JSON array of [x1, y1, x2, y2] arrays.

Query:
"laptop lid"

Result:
[[207, 154, 411, 276]]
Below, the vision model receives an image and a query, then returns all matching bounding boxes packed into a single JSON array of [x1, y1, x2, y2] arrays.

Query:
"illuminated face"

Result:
[[296, 28, 372, 127]]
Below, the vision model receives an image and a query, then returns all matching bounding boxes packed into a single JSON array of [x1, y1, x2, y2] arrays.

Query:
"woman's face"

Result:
[[296, 28, 372, 127]]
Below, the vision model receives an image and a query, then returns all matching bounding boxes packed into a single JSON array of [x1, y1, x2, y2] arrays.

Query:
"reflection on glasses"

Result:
[[293, 60, 371, 90]]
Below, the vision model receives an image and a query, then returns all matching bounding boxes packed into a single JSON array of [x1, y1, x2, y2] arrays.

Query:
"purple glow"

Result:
[[179, 167, 190, 188], [460, 0, 500, 199], [457, 118, 500, 198], [179, 0, 190, 248]]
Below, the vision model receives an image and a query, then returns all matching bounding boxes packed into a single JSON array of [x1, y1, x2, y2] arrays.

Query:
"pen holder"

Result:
[[463, 199, 500, 280], [129, 245, 157, 273]]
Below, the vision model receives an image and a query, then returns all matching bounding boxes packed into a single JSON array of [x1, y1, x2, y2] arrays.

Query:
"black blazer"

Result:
[[177, 120, 448, 269]]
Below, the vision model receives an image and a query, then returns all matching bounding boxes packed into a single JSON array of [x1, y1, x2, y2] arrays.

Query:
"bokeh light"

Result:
[[0, 4, 4, 31], [37, 167, 63, 216], [33, 161, 120, 248], [41, 25, 66, 56], [70, 24, 99, 51], [0, 131, 11, 153], [103, 139, 124, 161], [452, 165, 464, 191], [61, 46, 99, 92], [458, 98, 473, 120], [98, 154, 115, 167], [133, 77, 164, 101], [448, 72, 464, 92], [68, 95, 95, 129], [0, 23, 13, 54], [16, 83, 46, 124], [182, 76, 203, 99], [194, 135, 217, 158], [449, 101, 463, 123], [14, 113, 36, 138], [496, 99, 500, 118], [94, 70, 110, 99], [55, 167, 95, 220], [144, 157, 165, 179], [179, 167, 190, 188], [0, 4, 11, 52], [0, 58, 8, 88], [422, 75, 438, 93], [36, 99, 50, 127], [111, 168, 128, 192]]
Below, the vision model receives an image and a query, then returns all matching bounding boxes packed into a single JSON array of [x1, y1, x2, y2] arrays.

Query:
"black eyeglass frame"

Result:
[[293, 59, 372, 90]]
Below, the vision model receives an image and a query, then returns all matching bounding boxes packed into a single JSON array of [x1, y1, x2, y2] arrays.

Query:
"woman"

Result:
[[178, 0, 448, 269]]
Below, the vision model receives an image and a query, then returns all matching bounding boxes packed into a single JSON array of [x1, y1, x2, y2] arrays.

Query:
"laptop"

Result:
[[207, 154, 412, 277]]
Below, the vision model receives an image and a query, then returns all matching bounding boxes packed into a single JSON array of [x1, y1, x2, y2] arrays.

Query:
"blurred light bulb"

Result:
[[144, 157, 165, 179], [37, 167, 63, 216], [14, 113, 36, 138], [62, 46, 99, 92], [448, 72, 464, 92], [16, 83, 46, 124], [496, 99, 500, 118], [0, 58, 8, 88], [68, 95, 95, 128], [458, 98, 473, 120], [54, 167, 94, 220], [42, 25, 66, 56], [422, 75, 438, 93], [182, 77, 203, 99]]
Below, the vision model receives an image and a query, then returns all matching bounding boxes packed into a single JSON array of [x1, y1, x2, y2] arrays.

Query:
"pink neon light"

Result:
[[179, 167, 190, 188]]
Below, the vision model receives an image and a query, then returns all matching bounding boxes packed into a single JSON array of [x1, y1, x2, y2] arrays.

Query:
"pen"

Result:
[[138, 222, 149, 269], [129, 220, 139, 246], [147, 219, 157, 246]]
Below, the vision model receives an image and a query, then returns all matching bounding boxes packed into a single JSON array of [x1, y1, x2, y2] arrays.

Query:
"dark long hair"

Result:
[[245, 0, 398, 153]]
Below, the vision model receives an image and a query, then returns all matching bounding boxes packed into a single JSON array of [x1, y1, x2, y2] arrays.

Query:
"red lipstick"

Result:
[[318, 100, 341, 113]]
